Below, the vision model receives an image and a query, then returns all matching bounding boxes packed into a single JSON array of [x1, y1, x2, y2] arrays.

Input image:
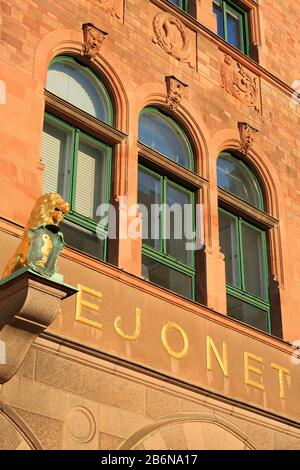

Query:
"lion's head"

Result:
[[1, 193, 70, 279], [24, 193, 70, 232]]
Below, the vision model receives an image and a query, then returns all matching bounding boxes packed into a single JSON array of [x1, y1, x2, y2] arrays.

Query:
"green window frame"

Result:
[[139, 107, 194, 171], [213, 0, 250, 55], [139, 164, 196, 300], [217, 152, 264, 210], [168, 0, 188, 12], [46, 56, 114, 125], [219, 207, 271, 333], [42, 112, 112, 261]]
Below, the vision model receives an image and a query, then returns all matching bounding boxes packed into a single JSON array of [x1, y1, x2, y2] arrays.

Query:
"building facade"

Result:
[[0, 0, 300, 450]]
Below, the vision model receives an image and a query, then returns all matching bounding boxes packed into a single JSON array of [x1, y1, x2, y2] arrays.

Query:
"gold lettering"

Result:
[[76, 284, 103, 329], [206, 336, 228, 377], [244, 352, 265, 391], [114, 308, 142, 340], [161, 321, 189, 359], [271, 363, 291, 399]]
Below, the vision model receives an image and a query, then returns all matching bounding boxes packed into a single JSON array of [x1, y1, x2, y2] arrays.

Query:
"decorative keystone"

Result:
[[83, 23, 107, 59], [165, 76, 188, 110], [238, 122, 259, 155]]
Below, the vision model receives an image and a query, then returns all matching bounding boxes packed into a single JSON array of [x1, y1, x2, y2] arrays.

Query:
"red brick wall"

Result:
[[260, 0, 300, 84], [0, 0, 299, 341]]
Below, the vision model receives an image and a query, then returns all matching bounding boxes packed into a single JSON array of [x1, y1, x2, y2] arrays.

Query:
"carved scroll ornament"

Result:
[[152, 12, 194, 68], [220, 53, 260, 111], [97, 0, 120, 18]]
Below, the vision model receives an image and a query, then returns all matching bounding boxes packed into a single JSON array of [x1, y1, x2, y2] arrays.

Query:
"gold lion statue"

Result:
[[2, 193, 70, 279]]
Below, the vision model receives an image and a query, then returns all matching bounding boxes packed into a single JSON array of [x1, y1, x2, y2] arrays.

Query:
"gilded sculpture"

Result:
[[2, 193, 69, 279]]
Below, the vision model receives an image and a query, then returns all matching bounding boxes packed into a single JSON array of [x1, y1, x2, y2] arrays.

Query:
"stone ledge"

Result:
[[0, 269, 77, 384]]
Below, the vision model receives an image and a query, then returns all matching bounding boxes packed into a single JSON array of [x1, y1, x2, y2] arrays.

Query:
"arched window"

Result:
[[217, 152, 270, 332], [46, 57, 112, 123], [139, 107, 193, 170], [217, 152, 263, 209], [138, 107, 197, 300], [41, 56, 115, 261]]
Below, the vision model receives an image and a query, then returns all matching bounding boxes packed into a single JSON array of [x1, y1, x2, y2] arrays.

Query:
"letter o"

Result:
[[161, 321, 189, 359]]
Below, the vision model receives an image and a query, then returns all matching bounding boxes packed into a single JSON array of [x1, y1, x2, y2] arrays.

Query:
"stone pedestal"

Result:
[[0, 269, 77, 384]]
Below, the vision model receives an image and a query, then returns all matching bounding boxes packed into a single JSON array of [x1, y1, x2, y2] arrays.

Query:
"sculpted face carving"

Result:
[[2, 193, 70, 279], [238, 122, 259, 154], [83, 24, 107, 59], [152, 12, 194, 68], [166, 76, 188, 110], [220, 52, 260, 112]]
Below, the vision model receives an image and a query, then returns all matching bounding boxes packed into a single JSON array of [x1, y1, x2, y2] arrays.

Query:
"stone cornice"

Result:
[[37, 333, 300, 430]]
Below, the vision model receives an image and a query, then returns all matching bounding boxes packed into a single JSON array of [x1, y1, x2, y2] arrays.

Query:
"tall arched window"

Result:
[[138, 107, 197, 300], [41, 56, 117, 261], [217, 151, 270, 332]]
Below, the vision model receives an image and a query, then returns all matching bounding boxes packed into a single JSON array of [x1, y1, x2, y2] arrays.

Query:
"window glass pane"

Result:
[[75, 137, 109, 220], [138, 168, 161, 250], [139, 108, 192, 169], [217, 154, 263, 209], [226, 9, 242, 50], [41, 118, 72, 199], [227, 295, 269, 332], [213, 0, 224, 38], [241, 223, 267, 300], [168, 0, 181, 5], [219, 211, 240, 287], [46, 59, 112, 123], [166, 183, 193, 265], [142, 255, 193, 299], [61, 220, 104, 260]]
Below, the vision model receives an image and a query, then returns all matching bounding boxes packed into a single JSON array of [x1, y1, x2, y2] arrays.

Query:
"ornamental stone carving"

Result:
[[66, 407, 96, 443], [219, 52, 260, 112], [97, 0, 120, 18], [238, 122, 259, 155], [165, 76, 188, 110], [83, 23, 107, 59], [152, 12, 194, 68]]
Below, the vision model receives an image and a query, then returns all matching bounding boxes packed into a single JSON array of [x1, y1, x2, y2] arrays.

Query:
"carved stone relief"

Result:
[[97, 0, 121, 18], [219, 52, 260, 112], [83, 23, 107, 59], [165, 76, 188, 110], [152, 12, 195, 68], [238, 122, 259, 154]]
